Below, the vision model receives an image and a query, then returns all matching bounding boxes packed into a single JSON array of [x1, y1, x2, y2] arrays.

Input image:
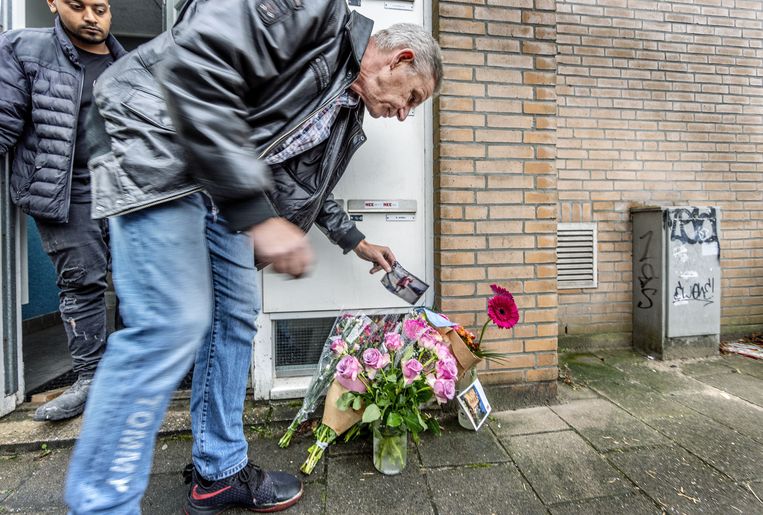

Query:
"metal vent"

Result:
[[274, 317, 336, 377], [557, 223, 598, 289]]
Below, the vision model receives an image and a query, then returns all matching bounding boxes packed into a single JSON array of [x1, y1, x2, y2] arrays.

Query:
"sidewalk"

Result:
[[1, 349, 762, 514]]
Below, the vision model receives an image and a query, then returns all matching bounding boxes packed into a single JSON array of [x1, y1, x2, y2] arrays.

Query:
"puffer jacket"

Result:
[[0, 17, 125, 222], [90, 0, 370, 251]]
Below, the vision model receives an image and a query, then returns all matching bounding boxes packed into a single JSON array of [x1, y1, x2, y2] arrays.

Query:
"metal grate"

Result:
[[557, 223, 598, 289], [274, 317, 336, 376]]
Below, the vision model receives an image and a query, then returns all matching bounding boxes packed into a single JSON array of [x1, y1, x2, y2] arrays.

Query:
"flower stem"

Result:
[[477, 319, 491, 346]]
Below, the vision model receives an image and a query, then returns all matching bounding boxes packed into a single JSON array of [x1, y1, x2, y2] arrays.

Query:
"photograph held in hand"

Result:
[[381, 261, 429, 304]]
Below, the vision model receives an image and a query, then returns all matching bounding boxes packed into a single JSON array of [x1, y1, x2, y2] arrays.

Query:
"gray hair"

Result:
[[372, 23, 443, 94]]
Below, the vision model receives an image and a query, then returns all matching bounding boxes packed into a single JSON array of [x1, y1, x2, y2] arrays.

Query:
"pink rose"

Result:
[[435, 343, 454, 362], [436, 358, 458, 381], [433, 378, 456, 404], [362, 348, 390, 379], [402, 358, 424, 385], [335, 355, 366, 393], [330, 337, 347, 356], [419, 329, 442, 350], [384, 332, 404, 352], [403, 318, 428, 340]]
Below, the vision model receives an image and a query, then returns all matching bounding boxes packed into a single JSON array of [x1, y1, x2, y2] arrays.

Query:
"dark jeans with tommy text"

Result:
[[34, 201, 109, 379]]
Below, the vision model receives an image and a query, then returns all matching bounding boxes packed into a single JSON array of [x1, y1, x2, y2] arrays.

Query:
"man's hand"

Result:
[[248, 218, 313, 278], [353, 240, 396, 274]]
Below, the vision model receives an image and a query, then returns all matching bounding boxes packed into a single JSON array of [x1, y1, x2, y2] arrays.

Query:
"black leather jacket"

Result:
[[90, 0, 369, 251]]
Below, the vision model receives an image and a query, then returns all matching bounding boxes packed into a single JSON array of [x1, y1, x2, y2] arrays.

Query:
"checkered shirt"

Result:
[[264, 91, 360, 165]]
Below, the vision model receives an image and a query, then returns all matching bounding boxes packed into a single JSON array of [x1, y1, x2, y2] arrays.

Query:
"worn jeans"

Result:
[[64, 193, 259, 513], [34, 202, 109, 378]]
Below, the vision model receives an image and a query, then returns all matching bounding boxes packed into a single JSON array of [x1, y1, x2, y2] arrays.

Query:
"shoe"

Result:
[[33, 376, 93, 421], [183, 461, 303, 514]]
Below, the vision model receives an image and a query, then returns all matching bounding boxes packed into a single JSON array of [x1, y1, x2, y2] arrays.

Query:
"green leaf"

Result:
[[352, 396, 362, 411], [337, 392, 355, 411], [362, 403, 381, 424], [416, 412, 428, 430], [426, 417, 442, 436], [387, 411, 403, 427]]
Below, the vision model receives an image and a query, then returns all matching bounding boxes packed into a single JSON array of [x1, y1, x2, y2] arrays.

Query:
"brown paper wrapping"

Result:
[[435, 326, 482, 378], [322, 380, 364, 435]]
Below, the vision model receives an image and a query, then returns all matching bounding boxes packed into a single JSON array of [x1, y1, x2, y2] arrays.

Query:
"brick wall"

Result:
[[556, 0, 763, 345], [434, 0, 559, 386]]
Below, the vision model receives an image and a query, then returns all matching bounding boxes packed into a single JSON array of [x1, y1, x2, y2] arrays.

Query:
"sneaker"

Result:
[[33, 376, 93, 421], [183, 461, 303, 514]]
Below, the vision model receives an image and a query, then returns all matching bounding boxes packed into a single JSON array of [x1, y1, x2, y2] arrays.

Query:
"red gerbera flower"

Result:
[[487, 291, 519, 329], [490, 283, 512, 297]]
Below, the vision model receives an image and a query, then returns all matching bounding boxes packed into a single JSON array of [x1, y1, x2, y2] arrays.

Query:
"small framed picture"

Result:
[[380, 262, 429, 305], [456, 377, 491, 430]]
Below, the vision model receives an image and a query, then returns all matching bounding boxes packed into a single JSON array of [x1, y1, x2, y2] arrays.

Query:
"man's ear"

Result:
[[390, 48, 415, 69], [47, 0, 57, 14]]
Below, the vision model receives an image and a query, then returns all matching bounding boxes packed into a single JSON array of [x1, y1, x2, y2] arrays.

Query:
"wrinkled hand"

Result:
[[248, 218, 313, 278], [353, 240, 396, 274]]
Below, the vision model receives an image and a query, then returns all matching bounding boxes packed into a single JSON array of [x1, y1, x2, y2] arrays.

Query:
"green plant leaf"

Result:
[[417, 412, 428, 430], [352, 396, 362, 411], [337, 392, 355, 411], [387, 411, 403, 427], [362, 403, 381, 424]]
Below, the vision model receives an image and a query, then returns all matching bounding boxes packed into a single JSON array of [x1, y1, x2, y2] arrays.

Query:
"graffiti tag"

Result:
[[672, 278, 715, 306], [637, 231, 658, 309]]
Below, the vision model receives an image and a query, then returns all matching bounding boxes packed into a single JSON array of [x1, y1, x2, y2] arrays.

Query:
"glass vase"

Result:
[[372, 423, 408, 475], [457, 366, 478, 430]]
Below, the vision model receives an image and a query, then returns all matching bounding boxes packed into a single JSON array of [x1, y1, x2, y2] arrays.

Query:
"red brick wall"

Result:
[[434, 0, 559, 385], [555, 0, 763, 345]]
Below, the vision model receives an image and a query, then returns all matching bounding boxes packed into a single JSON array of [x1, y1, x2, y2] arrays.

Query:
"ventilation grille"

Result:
[[274, 317, 337, 377], [557, 223, 597, 289]]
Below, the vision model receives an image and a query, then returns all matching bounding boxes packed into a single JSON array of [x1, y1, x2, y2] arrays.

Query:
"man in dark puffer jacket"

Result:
[[0, 0, 125, 421]]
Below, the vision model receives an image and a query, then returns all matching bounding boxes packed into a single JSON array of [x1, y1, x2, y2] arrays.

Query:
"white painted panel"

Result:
[[262, 0, 430, 314]]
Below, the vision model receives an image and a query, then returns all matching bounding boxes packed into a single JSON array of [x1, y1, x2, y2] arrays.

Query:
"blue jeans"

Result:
[[64, 193, 259, 513]]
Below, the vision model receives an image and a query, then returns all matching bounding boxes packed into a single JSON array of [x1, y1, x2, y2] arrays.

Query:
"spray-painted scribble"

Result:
[[672, 278, 715, 306], [665, 207, 718, 245], [637, 230, 658, 309]]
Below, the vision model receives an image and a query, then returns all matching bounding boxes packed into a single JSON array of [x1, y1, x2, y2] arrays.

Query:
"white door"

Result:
[[255, 0, 434, 398]]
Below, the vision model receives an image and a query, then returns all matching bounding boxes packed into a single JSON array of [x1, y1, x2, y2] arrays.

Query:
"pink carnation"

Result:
[[403, 318, 428, 340], [383, 332, 404, 352], [330, 337, 347, 356]]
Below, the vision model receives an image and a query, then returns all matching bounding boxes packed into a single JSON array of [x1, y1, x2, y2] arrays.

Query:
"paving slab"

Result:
[[679, 358, 737, 378], [608, 446, 761, 514], [427, 463, 547, 515], [551, 399, 668, 452], [548, 492, 661, 515], [1, 449, 68, 512], [606, 363, 705, 394], [247, 432, 323, 483], [490, 406, 569, 436], [504, 430, 630, 504], [696, 372, 763, 407], [748, 482, 763, 503], [587, 379, 693, 420], [560, 353, 629, 384], [417, 418, 509, 468], [326, 454, 433, 514], [671, 388, 763, 444], [142, 472, 189, 514], [650, 411, 763, 481], [555, 382, 599, 403], [0, 453, 42, 503], [721, 355, 763, 380]]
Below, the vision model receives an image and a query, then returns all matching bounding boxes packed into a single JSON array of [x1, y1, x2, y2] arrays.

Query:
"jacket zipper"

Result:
[[64, 63, 85, 223], [258, 76, 356, 160]]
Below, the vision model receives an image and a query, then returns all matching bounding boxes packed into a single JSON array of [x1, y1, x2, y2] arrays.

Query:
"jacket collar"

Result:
[[54, 16, 127, 66], [345, 11, 373, 70]]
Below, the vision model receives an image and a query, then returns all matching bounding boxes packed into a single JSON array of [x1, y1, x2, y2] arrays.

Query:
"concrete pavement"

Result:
[[1, 349, 762, 514]]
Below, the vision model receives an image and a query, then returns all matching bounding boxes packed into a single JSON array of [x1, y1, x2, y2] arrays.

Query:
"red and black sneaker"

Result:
[[183, 461, 303, 514]]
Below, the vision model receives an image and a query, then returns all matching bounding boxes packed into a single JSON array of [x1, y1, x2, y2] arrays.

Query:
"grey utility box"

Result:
[[632, 207, 721, 359]]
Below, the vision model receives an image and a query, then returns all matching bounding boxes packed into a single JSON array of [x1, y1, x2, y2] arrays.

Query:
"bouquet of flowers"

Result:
[[299, 314, 460, 474]]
